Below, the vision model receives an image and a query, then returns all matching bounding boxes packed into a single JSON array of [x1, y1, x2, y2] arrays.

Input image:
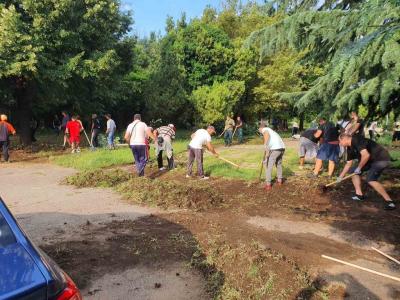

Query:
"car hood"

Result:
[[0, 243, 47, 299]]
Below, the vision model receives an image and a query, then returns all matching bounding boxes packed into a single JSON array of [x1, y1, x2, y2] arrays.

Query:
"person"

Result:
[[291, 120, 299, 137], [348, 111, 365, 137], [224, 115, 235, 147], [259, 123, 285, 191], [105, 114, 116, 150], [337, 133, 395, 210], [154, 124, 176, 170], [235, 116, 244, 144], [392, 121, 400, 142], [91, 114, 101, 148], [368, 121, 378, 140], [52, 114, 61, 136], [309, 117, 340, 178], [145, 126, 153, 162], [65, 115, 82, 153], [299, 128, 319, 169], [61, 111, 70, 149], [187, 126, 218, 180], [124, 114, 155, 176], [0, 115, 16, 162]]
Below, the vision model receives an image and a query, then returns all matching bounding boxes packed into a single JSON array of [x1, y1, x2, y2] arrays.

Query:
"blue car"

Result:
[[0, 198, 82, 300]]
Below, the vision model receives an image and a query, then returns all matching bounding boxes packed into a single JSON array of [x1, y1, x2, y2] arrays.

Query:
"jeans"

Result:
[[157, 150, 174, 169], [264, 149, 285, 184], [187, 147, 204, 176], [237, 128, 243, 143], [130, 145, 147, 176], [107, 131, 115, 148], [0, 140, 10, 161], [224, 129, 233, 146], [91, 129, 100, 147]]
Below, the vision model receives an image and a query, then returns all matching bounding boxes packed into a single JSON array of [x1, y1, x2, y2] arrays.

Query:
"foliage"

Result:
[[191, 80, 245, 124], [246, 0, 400, 118]]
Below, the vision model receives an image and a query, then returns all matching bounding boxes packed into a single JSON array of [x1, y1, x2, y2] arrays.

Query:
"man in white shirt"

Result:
[[187, 126, 218, 179], [124, 114, 155, 176], [105, 114, 116, 149], [259, 123, 285, 191]]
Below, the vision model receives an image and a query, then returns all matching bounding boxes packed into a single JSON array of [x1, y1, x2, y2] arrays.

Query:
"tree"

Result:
[[191, 80, 245, 124], [0, 0, 131, 144], [246, 0, 400, 118]]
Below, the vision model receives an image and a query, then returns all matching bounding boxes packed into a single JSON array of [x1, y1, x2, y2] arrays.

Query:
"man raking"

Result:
[[187, 126, 218, 180], [154, 124, 176, 170]]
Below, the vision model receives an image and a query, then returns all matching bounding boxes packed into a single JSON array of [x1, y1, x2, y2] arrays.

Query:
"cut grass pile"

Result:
[[66, 169, 223, 211]]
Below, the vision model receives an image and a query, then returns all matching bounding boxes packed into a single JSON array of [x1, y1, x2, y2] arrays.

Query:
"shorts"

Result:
[[350, 161, 390, 182], [299, 137, 317, 159], [316, 143, 339, 162], [70, 135, 80, 143]]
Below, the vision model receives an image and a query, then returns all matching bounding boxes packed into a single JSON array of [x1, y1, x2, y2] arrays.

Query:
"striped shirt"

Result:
[[157, 126, 175, 139]]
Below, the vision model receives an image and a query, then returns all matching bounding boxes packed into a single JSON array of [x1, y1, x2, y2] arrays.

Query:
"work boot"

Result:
[[384, 201, 396, 210], [264, 183, 272, 191]]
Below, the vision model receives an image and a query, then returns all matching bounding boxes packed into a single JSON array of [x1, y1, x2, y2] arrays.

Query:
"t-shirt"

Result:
[[61, 115, 70, 128], [347, 135, 390, 163], [126, 121, 148, 145], [224, 118, 235, 130], [261, 127, 285, 150], [157, 126, 175, 140], [66, 120, 82, 137], [368, 121, 377, 131], [292, 122, 299, 128], [394, 122, 400, 132], [301, 129, 318, 143], [318, 122, 339, 143], [189, 129, 211, 149], [107, 119, 116, 133], [236, 120, 243, 128], [92, 118, 101, 130], [0, 121, 16, 141]]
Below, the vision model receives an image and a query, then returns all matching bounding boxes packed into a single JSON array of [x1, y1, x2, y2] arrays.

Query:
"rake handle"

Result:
[[325, 173, 356, 187]]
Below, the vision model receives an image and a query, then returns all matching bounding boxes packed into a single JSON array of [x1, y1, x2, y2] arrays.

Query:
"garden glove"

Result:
[[354, 167, 362, 175], [336, 176, 343, 183]]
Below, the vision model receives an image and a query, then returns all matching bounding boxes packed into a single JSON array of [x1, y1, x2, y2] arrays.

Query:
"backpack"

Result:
[[0, 123, 9, 142]]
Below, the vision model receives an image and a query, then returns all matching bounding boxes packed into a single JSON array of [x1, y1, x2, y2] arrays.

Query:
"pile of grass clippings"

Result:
[[65, 169, 134, 188], [117, 177, 223, 211]]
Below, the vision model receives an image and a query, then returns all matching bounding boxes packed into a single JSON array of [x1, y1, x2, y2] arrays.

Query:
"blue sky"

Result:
[[121, 0, 261, 37]]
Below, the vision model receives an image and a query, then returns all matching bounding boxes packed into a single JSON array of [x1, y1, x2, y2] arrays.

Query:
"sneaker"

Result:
[[76, 148, 81, 153], [351, 194, 365, 201], [299, 166, 304, 170], [277, 179, 283, 186], [71, 149, 76, 154], [307, 173, 318, 178], [200, 176, 210, 180], [384, 201, 396, 210], [185, 174, 191, 178], [264, 184, 272, 191], [159, 167, 166, 171]]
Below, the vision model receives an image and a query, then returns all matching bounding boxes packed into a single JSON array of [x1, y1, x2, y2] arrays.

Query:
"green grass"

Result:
[[390, 149, 400, 169]]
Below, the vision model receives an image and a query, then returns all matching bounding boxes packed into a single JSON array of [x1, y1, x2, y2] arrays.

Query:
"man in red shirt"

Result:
[[66, 115, 82, 153], [0, 114, 16, 162]]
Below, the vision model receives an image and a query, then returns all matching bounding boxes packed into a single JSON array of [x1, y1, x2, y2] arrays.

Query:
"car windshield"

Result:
[[0, 212, 16, 247]]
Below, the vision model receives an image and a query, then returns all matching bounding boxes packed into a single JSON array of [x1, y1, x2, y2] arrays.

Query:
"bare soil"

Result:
[[2, 142, 400, 299]]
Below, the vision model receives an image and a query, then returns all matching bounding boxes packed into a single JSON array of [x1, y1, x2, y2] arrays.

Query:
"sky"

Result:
[[121, 0, 262, 37]]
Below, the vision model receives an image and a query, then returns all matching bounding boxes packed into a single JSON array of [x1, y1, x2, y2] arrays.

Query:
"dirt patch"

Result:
[[41, 215, 219, 298]]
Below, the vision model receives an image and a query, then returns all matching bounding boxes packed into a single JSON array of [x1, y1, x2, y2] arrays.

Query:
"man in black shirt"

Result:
[[337, 133, 395, 210], [91, 114, 101, 148], [309, 117, 340, 177]]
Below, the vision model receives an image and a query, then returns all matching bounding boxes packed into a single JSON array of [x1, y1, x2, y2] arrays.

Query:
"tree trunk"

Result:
[[299, 113, 304, 131], [15, 79, 35, 146]]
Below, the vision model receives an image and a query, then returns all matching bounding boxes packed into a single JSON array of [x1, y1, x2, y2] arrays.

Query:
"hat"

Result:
[[207, 125, 216, 134]]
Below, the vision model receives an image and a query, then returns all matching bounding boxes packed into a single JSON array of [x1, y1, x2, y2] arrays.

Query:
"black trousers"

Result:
[[0, 140, 10, 161], [157, 150, 174, 169], [91, 129, 100, 147]]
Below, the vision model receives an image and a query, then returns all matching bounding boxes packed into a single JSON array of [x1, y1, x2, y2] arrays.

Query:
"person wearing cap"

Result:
[[153, 124, 176, 170], [124, 114, 155, 176], [105, 114, 116, 150], [91, 114, 101, 148], [187, 126, 218, 180], [0, 114, 16, 162]]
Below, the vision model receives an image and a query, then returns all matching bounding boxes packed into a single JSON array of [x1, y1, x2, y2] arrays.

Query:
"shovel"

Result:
[[82, 129, 96, 151], [320, 173, 356, 192], [258, 150, 267, 181]]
